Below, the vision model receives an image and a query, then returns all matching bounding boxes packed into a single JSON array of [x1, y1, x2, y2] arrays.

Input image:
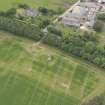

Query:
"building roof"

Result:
[[65, 6, 87, 18], [23, 9, 38, 17], [98, 0, 105, 2], [72, 6, 86, 14], [17, 8, 38, 17], [79, 2, 99, 8]]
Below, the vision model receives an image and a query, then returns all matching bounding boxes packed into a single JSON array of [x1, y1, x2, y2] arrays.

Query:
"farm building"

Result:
[[61, 5, 87, 27], [98, 0, 105, 3], [60, 2, 101, 28], [16, 8, 38, 17]]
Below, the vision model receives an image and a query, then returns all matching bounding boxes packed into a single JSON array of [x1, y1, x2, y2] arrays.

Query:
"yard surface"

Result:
[[0, 31, 105, 105]]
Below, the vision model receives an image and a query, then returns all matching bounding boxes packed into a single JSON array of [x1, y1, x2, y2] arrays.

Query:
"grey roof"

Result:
[[65, 12, 85, 17], [78, 2, 99, 8], [65, 6, 87, 18], [22, 9, 38, 17]]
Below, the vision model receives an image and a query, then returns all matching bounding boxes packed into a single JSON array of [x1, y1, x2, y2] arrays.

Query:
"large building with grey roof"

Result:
[[59, 1, 101, 28]]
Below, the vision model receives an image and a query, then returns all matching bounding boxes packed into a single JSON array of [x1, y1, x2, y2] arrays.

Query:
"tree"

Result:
[[5, 8, 16, 17], [40, 19, 50, 28], [98, 13, 105, 21], [83, 41, 96, 53], [38, 7, 49, 15], [93, 20, 103, 32], [47, 26, 62, 36], [43, 33, 62, 47], [93, 57, 101, 65], [17, 3, 30, 9], [0, 16, 43, 41]]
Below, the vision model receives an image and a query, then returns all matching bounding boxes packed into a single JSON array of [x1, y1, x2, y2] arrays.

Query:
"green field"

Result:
[[0, 0, 76, 11], [0, 31, 105, 105]]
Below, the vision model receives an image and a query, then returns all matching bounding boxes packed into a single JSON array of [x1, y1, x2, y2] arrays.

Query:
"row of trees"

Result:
[[0, 16, 43, 41], [0, 7, 17, 18], [0, 16, 61, 47], [38, 7, 65, 15], [0, 16, 105, 69], [43, 26, 105, 69], [60, 32, 105, 69]]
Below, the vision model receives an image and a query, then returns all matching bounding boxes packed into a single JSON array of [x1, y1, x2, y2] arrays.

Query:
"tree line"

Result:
[[0, 16, 43, 41], [0, 16, 105, 70], [42, 26, 105, 69], [60, 32, 105, 69]]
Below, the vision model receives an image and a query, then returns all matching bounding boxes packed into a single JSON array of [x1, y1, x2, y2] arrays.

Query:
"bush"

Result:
[[94, 20, 103, 32], [38, 7, 49, 15], [47, 26, 62, 36], [43, 33, 62, 47], [98, 13, 105, 21]]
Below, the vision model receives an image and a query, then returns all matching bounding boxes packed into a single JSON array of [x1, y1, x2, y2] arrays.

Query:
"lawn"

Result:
[[0, 0, 77, 11], [0, 31, 105, 105]]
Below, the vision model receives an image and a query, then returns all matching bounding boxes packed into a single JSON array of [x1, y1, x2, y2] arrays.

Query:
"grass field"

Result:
[[0, 31, 105, 105], [0, 0, 77, 11]]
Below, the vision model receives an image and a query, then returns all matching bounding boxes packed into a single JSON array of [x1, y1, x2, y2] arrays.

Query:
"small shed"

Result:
[[17, 8, 38, 17]]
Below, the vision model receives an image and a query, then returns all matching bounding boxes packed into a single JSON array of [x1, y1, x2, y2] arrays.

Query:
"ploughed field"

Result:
[[0, 31, 105, 105], [0, 0, 77, 11]]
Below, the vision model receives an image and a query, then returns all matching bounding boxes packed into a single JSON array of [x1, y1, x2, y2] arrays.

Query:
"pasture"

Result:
[[0, 0, 77, 11], [0, 31, 105, 105]]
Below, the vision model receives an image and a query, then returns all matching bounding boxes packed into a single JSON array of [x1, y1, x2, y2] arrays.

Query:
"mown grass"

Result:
[[0, 31, 105, 105], [0, 0, 77, 11]]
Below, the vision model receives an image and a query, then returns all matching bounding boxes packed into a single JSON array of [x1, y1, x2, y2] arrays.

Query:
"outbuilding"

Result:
[[98, 0, 105, 4]]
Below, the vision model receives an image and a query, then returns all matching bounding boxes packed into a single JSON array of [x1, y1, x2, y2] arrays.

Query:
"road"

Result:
[[43, 0, 80, 33], [53, 0, 80, 23]]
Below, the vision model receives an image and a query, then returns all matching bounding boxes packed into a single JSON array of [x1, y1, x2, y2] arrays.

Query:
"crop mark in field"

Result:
[[0, 73, 16, 95], [27, 56, 53, 105], [18, 83, 34, 105], [44, 59, 64, 105], [27, 72, 45, 105], [80, 71, 90, 100], [0, 46, 33, 104], [0, 32, 105, 105], [66, 63, 78, 95], [81, 76, 105, 104], [49, 63, 79, 105], [0, 50, 23, 95]]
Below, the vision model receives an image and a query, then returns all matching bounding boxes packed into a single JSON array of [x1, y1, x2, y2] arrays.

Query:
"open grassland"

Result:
[[0, 0, 77, 11], [0, 31, 105, 105]]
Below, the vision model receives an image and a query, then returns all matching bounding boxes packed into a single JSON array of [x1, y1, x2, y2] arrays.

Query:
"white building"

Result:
[[98, 0, 105, 3], [60, 2, 100, 28]]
